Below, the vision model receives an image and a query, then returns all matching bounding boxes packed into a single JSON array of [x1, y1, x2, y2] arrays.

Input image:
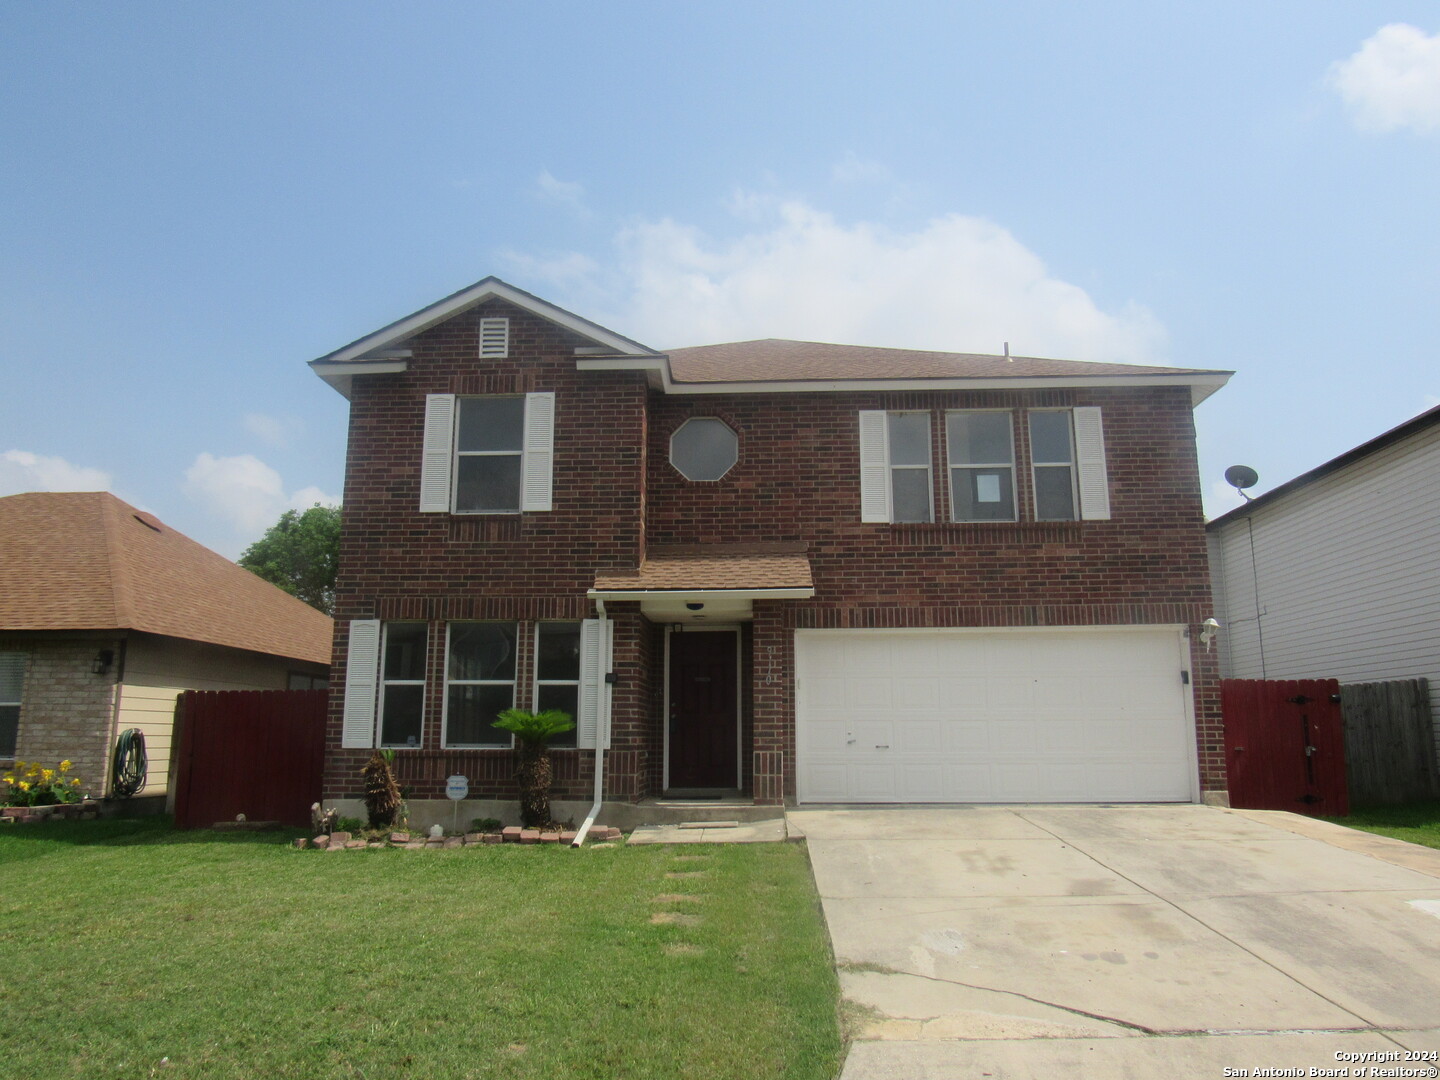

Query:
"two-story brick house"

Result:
[[311, 277, 1231, 823]]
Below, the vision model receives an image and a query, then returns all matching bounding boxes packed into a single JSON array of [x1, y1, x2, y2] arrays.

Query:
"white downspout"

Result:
[[571, 599, 609, 847]]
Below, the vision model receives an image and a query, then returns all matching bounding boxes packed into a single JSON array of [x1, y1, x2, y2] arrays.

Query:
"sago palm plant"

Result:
[[493, 708, 575, 828]]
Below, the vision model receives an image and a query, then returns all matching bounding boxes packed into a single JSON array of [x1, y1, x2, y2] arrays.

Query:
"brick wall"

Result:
[[1, 637, 120, 798], [325, 296, 1224, 805]]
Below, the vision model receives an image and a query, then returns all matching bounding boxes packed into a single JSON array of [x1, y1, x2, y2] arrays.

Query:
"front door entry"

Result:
[[668, 629, 739, 789]]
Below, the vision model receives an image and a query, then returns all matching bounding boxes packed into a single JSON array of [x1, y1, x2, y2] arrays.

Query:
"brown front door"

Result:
[[668, 629, 739, 789]]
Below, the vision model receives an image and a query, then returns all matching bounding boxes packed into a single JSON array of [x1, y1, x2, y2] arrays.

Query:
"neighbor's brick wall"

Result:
[[646, 386, 1222, 802], [1, 637, 121, 797], [324, 299, 652, 803]]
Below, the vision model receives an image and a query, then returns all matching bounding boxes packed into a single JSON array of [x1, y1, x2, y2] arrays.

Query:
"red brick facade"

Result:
[[322, 294, 1226, 806]]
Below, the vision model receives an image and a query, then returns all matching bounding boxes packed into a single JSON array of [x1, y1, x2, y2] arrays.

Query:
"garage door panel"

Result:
[[797, 629, 1194, 804]]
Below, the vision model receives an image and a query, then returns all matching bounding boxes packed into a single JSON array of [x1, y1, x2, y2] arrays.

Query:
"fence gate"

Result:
[[1222, 679, 1348, 816], [173, 689, 327, 829]]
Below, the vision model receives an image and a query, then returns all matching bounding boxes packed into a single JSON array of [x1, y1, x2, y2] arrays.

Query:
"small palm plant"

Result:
[[493, 708, 575, 828], [361, 750, 402, 829]]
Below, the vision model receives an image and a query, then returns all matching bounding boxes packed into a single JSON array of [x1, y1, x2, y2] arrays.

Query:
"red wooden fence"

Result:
[[1221, 679, 1348, 817], [173, 689, 327, 829]]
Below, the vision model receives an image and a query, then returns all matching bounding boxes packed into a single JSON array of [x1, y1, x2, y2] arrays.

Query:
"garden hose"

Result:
[[111, 728, 147, 798]]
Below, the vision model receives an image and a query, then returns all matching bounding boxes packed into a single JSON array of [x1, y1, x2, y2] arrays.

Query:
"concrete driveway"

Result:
[[789, 805, 1440, 1079]]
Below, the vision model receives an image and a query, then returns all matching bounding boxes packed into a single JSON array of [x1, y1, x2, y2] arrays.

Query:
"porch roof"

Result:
[[590, 547, 814, 598]]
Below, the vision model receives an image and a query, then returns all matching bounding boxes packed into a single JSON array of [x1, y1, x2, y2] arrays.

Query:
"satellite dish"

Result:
[[1224, 465, 1259, 499]]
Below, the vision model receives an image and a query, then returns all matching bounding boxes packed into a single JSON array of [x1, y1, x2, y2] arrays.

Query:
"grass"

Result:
[[1323, 800, 1440, 851], [0, 819, 843, 1080]]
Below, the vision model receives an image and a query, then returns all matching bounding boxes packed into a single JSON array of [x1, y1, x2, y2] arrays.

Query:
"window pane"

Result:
[[380, 685, 423, 746], [536, 684, 579, 748], [449, 624, 517, 681], [0, 705, 17, 757], [0, 653, 24, 701], [670, 418, 738, 481], [383, 623, 427, 681], [947, 412, 1013, 465], [456, 397, 524, 452], [455, 455, 521, 513], [537, 623, 581, 680], [888, 413, 930, 465], [891, 468, 932, 522], [952, 468, 1015, 521], [1035, 466, 1077, 520], [447, 684, 514, 746], [1030, 411, 1074, 464]]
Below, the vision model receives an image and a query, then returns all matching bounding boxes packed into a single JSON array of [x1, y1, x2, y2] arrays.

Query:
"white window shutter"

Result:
[[480, 317, 509, 358], [576, 618, 603, 749], [521, 392, 555, 512], [1074, 406, 1112, 520], [419, 394, 456, 513], [858, 410, 891, 522], [342, 620, 382, 749]]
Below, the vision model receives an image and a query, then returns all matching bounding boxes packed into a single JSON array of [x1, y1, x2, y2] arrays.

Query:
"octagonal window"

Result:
[[670, 417, 738, 481]]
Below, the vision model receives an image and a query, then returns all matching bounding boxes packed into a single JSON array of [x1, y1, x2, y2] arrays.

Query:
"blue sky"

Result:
[[2, 2, 1437, 557]]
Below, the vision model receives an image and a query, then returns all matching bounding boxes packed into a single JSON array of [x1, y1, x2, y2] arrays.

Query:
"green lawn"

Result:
[[0, 819, 843, 1080], [1324, 800, 1440, 851]]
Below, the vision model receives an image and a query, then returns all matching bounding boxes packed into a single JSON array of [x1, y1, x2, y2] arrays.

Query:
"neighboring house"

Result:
[[1208, 403, 1440, 759], [0, 492, 332, 799], [311, 277, 1232, 815]]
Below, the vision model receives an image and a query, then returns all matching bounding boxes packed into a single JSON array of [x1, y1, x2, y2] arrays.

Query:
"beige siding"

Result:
[[1209, 423, 1440, 759], [117, 635, 327, 796]]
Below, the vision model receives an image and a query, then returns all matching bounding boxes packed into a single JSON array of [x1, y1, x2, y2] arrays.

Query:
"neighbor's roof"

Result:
[[665, 339, 1216, 383], [0, 492, 333, 665], [592, 545, 814, 594], [1207, 402, 1440, 530]]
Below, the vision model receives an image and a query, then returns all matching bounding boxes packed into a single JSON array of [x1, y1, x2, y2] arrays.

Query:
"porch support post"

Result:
[[750, 602, 792, 805]]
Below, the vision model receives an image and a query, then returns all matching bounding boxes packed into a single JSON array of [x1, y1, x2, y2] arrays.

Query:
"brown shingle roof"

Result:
[[0, 492, 333, 665], [665, 338, 1220, 383], [593, 550, 813, 592]]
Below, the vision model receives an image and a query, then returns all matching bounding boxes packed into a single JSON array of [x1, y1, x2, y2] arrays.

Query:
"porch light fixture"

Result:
[[1199, 619, 1220, 651], [686, 602, 705, 611], [91, 649, 114, 675]]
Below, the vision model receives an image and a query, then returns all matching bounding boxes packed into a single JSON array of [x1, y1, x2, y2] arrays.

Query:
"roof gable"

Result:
[[0, 492, 333, 665], [310, 276, 661, 397]]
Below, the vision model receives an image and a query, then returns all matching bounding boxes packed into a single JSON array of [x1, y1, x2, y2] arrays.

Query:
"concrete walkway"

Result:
[[626, 817, 791, 844], [790, 805, 1440, 1079]]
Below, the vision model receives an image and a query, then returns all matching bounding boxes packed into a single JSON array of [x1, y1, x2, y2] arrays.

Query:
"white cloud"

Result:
[[591, 199, 1165, 362], [1329, 24, 1440, 134], [0, 450, 112, 495], [243, 413, 304, 450], [535, 168, 589, 216], [831, 152, 894, 185], [182, 452, 339, 537]]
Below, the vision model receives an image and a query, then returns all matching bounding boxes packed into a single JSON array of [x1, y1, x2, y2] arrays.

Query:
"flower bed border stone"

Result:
[[1, 800, 102, 824], [294, 826, 623, 850]]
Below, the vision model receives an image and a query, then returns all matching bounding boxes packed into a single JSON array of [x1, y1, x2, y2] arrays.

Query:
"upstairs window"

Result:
[[420, 393, 554, 514], [456, 397, 524, 513], [947, 411, 1016, 522], [1029, 411, 1079, 520], [858, 411, 933, 523], [670, 417, 738, 481]]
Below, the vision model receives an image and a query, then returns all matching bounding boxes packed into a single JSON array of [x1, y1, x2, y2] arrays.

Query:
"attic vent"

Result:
[[132, 512, 163, 532], [480, 318, 509, 358]]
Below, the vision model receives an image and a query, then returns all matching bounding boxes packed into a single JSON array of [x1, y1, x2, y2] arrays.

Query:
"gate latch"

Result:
[[1305, 745, 1317, 756]]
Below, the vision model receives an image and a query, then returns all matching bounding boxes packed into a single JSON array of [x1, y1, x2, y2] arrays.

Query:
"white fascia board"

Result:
[[308, 359, 410, 399], [573, 360, 1231, 406], [587, 587, 815, 600], [314, 276, 662, 368]]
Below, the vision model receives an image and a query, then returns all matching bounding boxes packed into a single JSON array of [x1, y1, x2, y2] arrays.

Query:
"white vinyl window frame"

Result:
[[533, 622, 582, 750], [378, 622, 428, 749], [455, 395, 525, 514], [1028, 409, 1080, 522], [1028, 406, 1111, 521], [858, 410, 934, 523], [946, 409, 1017, 523], [0, 652, 25, 759], [419, 392, 555, 514], [442, 622, 518, 749]]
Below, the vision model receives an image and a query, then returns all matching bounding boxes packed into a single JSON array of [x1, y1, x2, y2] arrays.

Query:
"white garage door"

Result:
[[796, 628, 1195, 804]]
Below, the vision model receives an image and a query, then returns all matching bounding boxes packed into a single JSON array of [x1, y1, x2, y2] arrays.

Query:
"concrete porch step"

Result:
[[623, 798, 784, 827]]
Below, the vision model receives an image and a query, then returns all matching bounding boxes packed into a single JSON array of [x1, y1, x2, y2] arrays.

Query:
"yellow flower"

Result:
[[41, 769, 55, 782], [2, 775, 13, 785], [59, 760, 72, 773], [25, 765, 40, 778], [17, 781, 30, 792], [70, 778, 81, 787]]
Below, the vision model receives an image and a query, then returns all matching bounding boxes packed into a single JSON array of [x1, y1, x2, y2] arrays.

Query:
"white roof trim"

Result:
[[573, 357, 1230, 405], [309, 360, 409, 398], [309, 276, 662, 397]]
